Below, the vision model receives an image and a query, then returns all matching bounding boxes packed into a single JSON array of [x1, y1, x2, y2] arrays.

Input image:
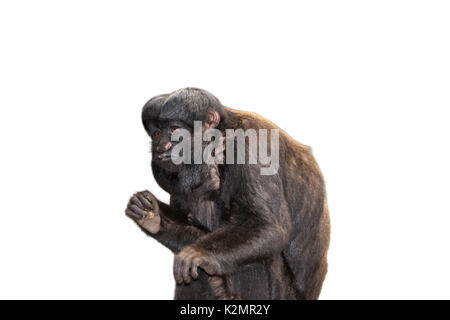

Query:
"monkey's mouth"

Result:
[[157, 153, 172, 161]]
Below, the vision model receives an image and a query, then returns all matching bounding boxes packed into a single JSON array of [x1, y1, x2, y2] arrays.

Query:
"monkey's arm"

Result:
[[126, 191, 206, 254], [173, 172, 292, 283], [145, 200, 207, 253]]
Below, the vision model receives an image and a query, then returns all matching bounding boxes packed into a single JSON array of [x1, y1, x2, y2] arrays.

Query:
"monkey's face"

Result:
[[147, 120, 192, 172], [141, 89, 223, 173]]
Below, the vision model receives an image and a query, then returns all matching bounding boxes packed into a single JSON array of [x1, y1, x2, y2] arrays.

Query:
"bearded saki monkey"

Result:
[[125, 88, 330, 300]]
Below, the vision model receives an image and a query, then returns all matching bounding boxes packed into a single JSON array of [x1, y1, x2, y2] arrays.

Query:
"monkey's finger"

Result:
[[130, 195, 143, 208], [200, 261, 217, 276], [141, 191, 154, 203], [129, 205, 147, 218], [138, 194, 153, 210], [125, 209, 141, 220], [182, 261, 192, 284], [191, 258, 200, 279], [173, 257, 184, 285]]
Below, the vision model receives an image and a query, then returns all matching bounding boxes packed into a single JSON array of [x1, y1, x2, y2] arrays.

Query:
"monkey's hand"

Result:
[[173, 245, 221, 284], [125, 190, 161, 234]]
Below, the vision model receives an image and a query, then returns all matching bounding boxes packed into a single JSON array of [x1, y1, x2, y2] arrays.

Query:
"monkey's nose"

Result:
[[163, 142, 172, 151]]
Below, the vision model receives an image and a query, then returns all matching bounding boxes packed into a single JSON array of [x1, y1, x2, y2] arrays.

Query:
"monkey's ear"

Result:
[[205, 109, 220, 129]]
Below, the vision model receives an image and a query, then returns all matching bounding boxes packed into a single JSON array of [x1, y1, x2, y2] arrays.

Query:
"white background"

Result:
[[0, 1, 449, 299]]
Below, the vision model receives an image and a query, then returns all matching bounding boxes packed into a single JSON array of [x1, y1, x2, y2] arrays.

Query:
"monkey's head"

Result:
[[142, 88, 226, 172]]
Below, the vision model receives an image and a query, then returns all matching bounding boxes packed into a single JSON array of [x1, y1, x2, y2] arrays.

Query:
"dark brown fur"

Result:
[[126, 88, 330, 299]]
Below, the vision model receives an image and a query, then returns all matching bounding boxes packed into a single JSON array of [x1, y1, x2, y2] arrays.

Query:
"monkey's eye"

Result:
[[153, 130, 161, 139], [170, 126, 179, 134]]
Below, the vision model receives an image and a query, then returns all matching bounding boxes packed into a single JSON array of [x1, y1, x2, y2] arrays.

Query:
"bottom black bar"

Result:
[[0, 300, 448, 319]]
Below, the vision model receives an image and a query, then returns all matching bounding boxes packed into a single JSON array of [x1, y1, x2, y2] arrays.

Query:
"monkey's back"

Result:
[[278, 127, 330, 299], [227, 108, 330, 299]]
